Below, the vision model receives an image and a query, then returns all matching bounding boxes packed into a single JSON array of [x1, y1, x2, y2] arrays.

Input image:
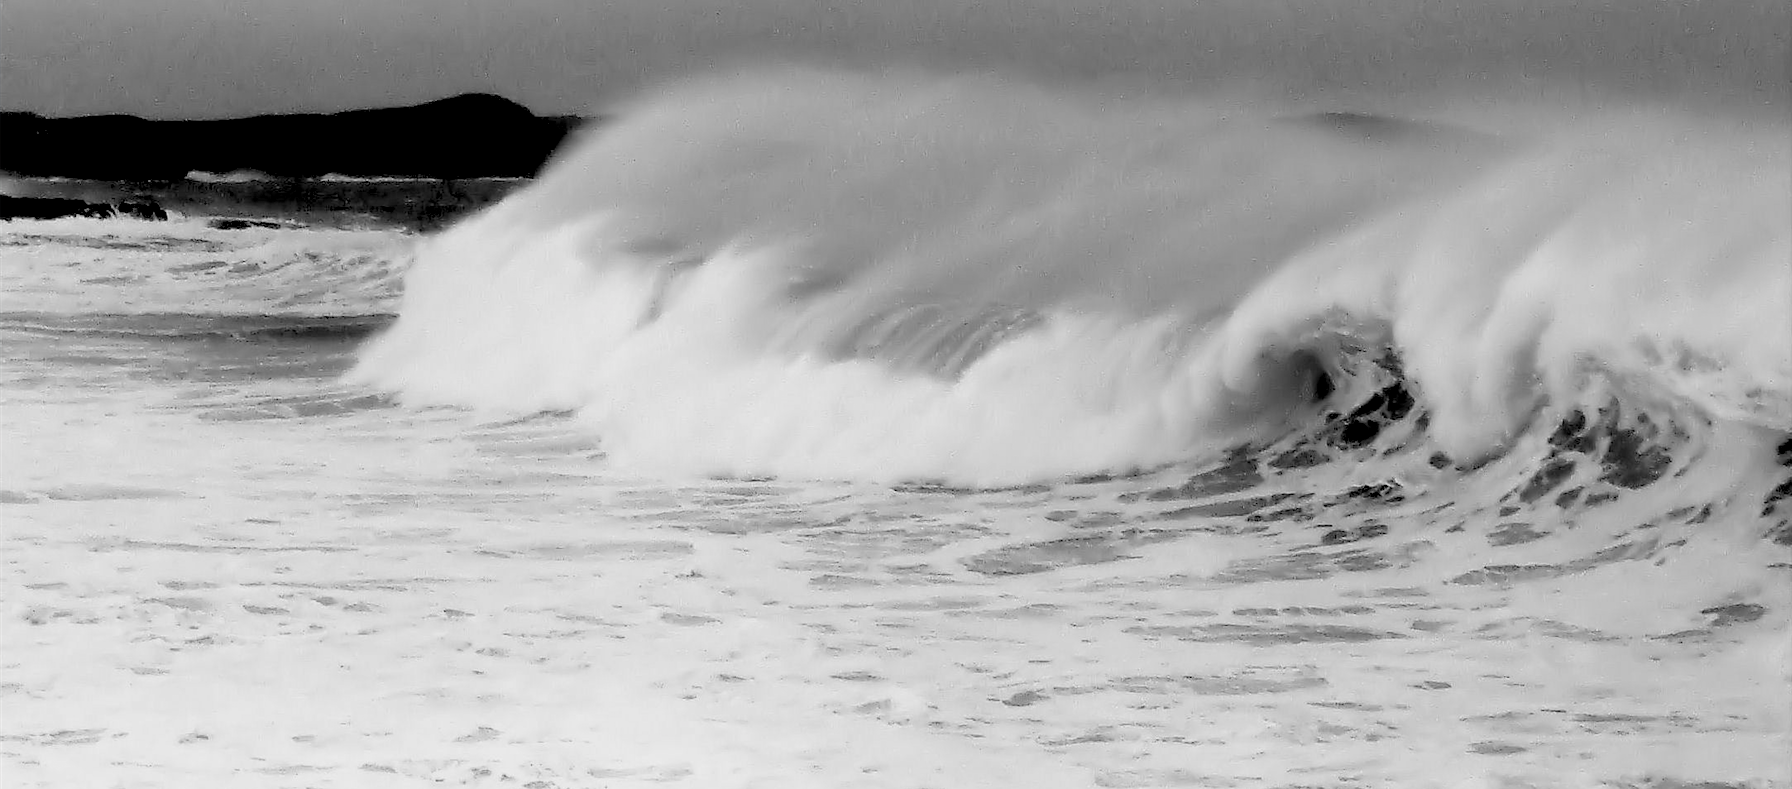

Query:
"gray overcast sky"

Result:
[[1, 0, 1785, 119]]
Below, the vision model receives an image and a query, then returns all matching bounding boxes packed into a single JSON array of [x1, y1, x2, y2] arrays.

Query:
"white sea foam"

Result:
[[6, 67, 1788, 789], [0, 218, 412, 317], [354, 68, 1791, 484]]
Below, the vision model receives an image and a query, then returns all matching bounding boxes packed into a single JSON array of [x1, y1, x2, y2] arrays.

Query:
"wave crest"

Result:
[[351, 67, 1791, 484]]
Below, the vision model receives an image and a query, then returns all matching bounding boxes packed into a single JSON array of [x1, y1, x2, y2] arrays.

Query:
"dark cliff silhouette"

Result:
[[0, 94, 584, 181]]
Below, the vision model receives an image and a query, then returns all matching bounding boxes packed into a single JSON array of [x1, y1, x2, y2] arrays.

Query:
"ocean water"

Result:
[[3, 69, 1790, 788]]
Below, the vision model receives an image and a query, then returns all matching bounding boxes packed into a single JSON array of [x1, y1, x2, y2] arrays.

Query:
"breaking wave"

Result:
[[351, 68, 1790, 491]]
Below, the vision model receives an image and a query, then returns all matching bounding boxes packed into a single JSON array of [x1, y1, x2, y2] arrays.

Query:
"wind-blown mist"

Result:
[[353, 67, 1789, 484]]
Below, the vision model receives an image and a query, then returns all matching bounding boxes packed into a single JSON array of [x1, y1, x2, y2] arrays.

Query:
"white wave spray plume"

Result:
[[352, 67, 1790, 485]]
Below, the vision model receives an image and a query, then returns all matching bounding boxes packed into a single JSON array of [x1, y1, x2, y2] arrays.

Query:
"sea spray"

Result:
[[353, 67, 1790, 486]]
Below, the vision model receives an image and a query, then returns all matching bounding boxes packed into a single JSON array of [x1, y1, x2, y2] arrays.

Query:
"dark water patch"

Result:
[[1053, 511, 1131, 529], [144, 596, 214, 612], [1308, 700, 1382, 711], [1612, 779, 1755, 789], [1065, 462, 1180, 486], [516, 541, 694, 560], [1345, 587, 1429, 598], [1268, 447, 1328, 470], [81, 274, 145, 285], [1699, 603, 1766, 627], [999, 690, 1048, 707], [1320, 523, 1389, 546], [1095, 672, 1329, 696], [891, 481, 1054, 496], [1128, 622, 1402, 644], [339, 491, 560, 512], [1451, 539, 1659, 586], [1343, 481, 1404, 503], [1211, 547, 1398, 583], [0, 312, 392, 343], [1038, 730, 1116, 746], [963, 529, 1182, 575], [886, 596, 992, 612], [1128, 454, 1263, 502], [1523, 619, 1620, 643], [1599, 427, 1675, 488], [92, 237, 231, 253], [953, 603, 1065, 620], [41, 484, 187, 502], [246, 578, 462, 592], [1157, 492, 1296, 520], [0, 233, 66, 247], [1244, 505, 1317, 523], [1569, 712, 1697, 732], [1763, 437, 1792, 520], [166, 260, 231, 274], [1487, 522, 1548, 546], [1512, 404, 1687, 512], [1768, 519, 1792, 547], [208, 218, 291, 230], [689, 484, 804, 502], [1448, 564, 1563, 585], [808, 573, 887, 589], [0, 232, 228, 253], [189, 316, 393, 342], [1517, 457, 1577, 504], [1579, 538, 1662, 565], [830, 671, 885, 683], [1662, 505, 1705, 523], [1564, 404, 1681, 486], [1466, 741, 1528, 755], [0, 729, 110, 746], [195, 393, 393, 421], [1293, 111, 1461, 144], [1230, 605, 1377, 617], [1549, 409, 1596, 453], [1324, 382, 1415, 450], [95, 540, 353, 554], [677, 513, 871, 536]]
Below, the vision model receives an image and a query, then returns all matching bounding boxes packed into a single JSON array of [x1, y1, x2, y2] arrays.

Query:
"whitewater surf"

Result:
[[358, 68, 1787, 484], [4, 66, 1788, 788]]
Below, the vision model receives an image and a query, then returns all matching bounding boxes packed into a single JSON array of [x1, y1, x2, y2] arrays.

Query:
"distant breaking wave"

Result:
[[351, 67, 1791, 486], [317, 173, 429, 183], [186, 169, 276, 184]]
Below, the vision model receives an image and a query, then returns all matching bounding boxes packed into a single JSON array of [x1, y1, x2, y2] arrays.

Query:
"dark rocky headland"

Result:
[[0, 94, 587, 229], [0, 93, 582, 181]]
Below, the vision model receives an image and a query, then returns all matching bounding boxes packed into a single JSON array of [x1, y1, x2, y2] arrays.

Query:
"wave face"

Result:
[[352, 68, 1790, 488]]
